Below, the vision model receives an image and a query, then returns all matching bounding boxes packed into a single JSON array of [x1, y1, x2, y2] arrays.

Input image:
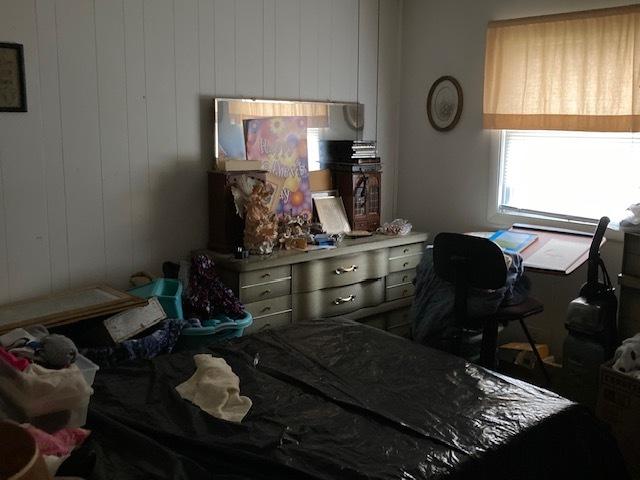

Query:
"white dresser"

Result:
[[205, 232, 428, 337]]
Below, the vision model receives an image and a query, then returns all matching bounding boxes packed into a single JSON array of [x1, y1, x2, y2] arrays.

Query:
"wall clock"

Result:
[[426, 76, 463, 131], [343, 104, 364, 131]]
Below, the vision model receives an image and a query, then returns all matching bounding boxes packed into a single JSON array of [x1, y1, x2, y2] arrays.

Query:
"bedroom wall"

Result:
[[0, 0, 403, 303], [396, 0, 633, 357]]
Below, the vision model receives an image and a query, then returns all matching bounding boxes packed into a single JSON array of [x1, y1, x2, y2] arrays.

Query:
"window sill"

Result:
[[486, 209, 624, 243]]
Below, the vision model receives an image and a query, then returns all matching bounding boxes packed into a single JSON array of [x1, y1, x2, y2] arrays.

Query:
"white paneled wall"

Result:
[[0, 0, 401, 303]]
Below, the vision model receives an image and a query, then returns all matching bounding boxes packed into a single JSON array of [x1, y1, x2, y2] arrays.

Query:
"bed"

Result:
[[68, 318, 627, 479]]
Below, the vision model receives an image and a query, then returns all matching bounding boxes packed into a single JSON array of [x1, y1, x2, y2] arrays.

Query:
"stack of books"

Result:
[[318, 140, 381, 172]]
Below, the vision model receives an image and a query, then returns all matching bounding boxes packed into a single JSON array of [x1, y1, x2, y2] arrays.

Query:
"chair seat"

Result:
[[493, 296, 544, 324]]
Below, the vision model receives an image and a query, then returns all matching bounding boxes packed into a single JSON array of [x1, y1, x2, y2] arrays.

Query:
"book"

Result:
[[322, 156, 380, 165], [489, 230, 537, 254], [318, 140, 377, 163], [523, 238, 586, 271], [320, 162, 382, 173], [217, 159, 264, 172]]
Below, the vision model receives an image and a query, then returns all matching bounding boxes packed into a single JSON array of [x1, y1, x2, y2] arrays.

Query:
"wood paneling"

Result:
[[36, 0, 69, 293], [95, 0, 134, 285], [0, 0, 398, 302], [275, 0, 300, 98], [0, 0, 49, 301], [330, 0, 358, 101], [56, 0, 106, 286]]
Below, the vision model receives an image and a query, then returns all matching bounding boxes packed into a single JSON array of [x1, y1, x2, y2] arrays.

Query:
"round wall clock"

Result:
[[343, 104, 364, 131], [426, 76, 463, 131]]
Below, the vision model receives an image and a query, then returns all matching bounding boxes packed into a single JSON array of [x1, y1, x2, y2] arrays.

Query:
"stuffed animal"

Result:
[[9, 330, 78, 369], [35, 334, 78, 369], [612, 333, 640, 374]]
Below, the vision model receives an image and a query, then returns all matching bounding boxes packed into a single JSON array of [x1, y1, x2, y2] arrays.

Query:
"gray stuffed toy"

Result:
[[35, 334, 78, 369]]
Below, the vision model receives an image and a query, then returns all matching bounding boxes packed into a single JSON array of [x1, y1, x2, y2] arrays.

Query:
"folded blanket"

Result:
[[176, 355, 252, 422]]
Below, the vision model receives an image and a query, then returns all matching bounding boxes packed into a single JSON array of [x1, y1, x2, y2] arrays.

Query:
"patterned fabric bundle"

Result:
[[184, 254, 245, 320]]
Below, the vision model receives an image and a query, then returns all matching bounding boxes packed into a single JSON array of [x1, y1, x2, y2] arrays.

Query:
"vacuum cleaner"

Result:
[[562, 216, 618, 407]]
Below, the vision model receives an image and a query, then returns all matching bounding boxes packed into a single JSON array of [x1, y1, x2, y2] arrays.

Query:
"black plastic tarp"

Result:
[[65, 318, 627, 479]]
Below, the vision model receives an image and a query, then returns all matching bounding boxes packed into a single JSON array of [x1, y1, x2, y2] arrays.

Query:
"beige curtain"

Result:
[[227, 101, 329, 127], [483, 5, 640, 131]]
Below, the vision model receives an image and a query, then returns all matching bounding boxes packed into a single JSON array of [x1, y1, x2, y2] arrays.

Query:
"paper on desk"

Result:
[[524, 238, 587, 272]]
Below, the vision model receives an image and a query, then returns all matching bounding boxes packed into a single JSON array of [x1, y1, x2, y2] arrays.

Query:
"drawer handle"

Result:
[[402, 275, 408, 282], [403, 248, 410, 254], [335, 265, 358, 275], [403, 289, 409, 296], [261, 273, 271, 279], [260, 289, 271, 296], [261, 306, 272, 313], [333, 294, 356, 305], [403, 261, 409, 268]]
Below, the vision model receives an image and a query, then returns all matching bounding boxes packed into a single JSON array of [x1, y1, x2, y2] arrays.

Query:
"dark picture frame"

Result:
[[0, 42, 27, 112], [426, 75, 463, 132]]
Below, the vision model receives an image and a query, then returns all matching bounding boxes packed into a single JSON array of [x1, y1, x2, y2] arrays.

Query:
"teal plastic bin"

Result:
[[128, 279, 184, 319], [175, 311, 253, 350]]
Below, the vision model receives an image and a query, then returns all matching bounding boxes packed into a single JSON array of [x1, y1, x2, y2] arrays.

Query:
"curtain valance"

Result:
[[483, 5, 640, 131]]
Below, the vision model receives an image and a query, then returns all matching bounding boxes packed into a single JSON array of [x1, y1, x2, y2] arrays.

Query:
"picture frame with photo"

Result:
[[0, 43, 27, 112]]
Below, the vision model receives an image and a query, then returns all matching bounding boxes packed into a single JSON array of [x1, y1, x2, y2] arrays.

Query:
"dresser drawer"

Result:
[[245, 311, 292, 335], [389, 242, 424, 259], [386, 283, 415, 302], [618, 285, 640, 340], [292, 249, 388, 293], [387, 322, 411, 338], [239, 278, 291, 304], [622, 251, 640, 277], [244, 295, 292, 320], [386, 269, 416, 287], [385, 307, 413, 329], [359, 314, 387, 330], [293, 279, 384, 320], [624, 233, 640, 256], [240, 265, 291, 287], [388, 254, 422, 273]]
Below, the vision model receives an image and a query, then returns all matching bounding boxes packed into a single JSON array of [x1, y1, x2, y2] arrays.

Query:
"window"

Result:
[[498, 130, 640, 223], [484, 6, 640, 228]]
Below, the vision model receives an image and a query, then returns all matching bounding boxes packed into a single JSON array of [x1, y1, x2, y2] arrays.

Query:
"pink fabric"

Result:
[[0, 347, 29, 371], [24, 425, 91, 457]]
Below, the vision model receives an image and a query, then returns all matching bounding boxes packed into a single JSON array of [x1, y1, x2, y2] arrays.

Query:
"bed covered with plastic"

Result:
[[70, 318, 626, 479]]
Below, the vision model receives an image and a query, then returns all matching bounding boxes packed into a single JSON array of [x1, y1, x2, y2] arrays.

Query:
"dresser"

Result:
[[205, 232, 428, 337], [618, 232, 640, 339]]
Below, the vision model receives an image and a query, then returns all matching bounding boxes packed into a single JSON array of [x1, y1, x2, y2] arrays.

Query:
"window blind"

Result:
[[500, 130, 640, 220], [483, 5, 640, 132]]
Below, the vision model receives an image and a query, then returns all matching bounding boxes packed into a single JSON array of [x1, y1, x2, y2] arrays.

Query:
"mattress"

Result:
[[65, 318, 627, 479]]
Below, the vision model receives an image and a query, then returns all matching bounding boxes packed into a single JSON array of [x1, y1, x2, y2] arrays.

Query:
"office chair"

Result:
[[433, 232, 550, 384]]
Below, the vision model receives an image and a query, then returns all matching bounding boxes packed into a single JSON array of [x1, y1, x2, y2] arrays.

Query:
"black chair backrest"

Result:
[[432, 233, 508, 352], [433, 232, 507, 290]]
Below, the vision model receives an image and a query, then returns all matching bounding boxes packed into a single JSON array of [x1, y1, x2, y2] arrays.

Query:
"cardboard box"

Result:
[[498, 342, 550, 369], [596, 362, 640, 478], [309, 169, 333, 192], [498, 342, 565, 389]]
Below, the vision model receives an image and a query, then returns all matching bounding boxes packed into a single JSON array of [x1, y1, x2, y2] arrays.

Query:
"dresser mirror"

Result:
[[214, 98, 364, 172]]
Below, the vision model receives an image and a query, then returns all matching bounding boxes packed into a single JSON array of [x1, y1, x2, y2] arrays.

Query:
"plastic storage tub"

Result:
[[0, 354, 98, 432], [176, 311, 253, 350], [128, 278, 184, 319]]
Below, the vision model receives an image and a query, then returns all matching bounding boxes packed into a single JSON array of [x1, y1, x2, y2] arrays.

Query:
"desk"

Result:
[[509, 224, 603, 275]]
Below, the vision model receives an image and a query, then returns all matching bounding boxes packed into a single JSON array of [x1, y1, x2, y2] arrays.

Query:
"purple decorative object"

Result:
[[184, 254, 245, 320]]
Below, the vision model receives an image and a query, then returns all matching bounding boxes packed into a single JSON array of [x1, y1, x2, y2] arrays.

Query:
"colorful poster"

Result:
[[244, 116, 311, 218]]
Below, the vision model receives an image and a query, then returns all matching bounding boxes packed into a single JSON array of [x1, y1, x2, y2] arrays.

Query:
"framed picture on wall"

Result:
[[0, 43, 27, 112]]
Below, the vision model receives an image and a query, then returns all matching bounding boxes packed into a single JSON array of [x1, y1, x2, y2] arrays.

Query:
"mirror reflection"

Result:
[[214, 98, 364, 218]]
